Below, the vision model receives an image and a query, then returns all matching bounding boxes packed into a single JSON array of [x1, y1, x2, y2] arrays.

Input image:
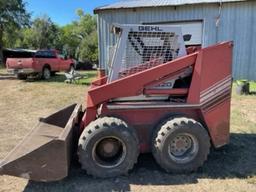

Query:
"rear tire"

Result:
[[51, 71, 56, 76], [78, 117, 139, 178], [42, 67, 51, 80], [152, 117, 210, 173]]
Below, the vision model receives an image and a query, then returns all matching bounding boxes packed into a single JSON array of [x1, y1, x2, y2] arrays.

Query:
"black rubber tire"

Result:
[[78, 117, 139, 178], [42, 67, 51, 80], [152, 117, 210, 173], [51, 71, 56, 76], [17, 74, 27, 80]]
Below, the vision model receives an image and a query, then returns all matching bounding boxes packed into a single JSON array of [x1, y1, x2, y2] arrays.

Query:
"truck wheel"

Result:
[[42, 67, 51, 80], [17, 74, 27, 80], [51, 71, 56, 76], [78, 117, 139, 178], [152, 117, 210, 173]]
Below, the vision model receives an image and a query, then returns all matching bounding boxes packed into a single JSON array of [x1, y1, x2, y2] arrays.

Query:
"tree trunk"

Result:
[[0, 24, 4, 66], [0, 44, 3, 66]]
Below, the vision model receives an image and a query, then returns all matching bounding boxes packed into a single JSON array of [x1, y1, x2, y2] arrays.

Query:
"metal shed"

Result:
[[94, 0, 256, 80]]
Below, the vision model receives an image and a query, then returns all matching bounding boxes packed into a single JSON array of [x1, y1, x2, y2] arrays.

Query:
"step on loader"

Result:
[[0, 24, 233, 182]]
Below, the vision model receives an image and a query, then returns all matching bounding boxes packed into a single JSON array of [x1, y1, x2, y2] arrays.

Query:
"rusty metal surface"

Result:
[[0, 104, 82, 182]]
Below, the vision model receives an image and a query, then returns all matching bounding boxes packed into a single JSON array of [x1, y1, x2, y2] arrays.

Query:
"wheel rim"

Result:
[[168, 133, 199, 164], [92, 136, 127, 168], [43, 68, 50, 79]]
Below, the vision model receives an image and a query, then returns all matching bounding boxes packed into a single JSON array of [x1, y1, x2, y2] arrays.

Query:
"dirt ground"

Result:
[[0, 70, 255, 192]]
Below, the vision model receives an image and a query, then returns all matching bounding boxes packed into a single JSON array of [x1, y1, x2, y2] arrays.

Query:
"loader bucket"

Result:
[[0, 104, 82, 182]]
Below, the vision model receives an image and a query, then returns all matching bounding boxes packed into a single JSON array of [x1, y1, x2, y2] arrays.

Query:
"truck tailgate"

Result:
[[7, 58, 34, 69]]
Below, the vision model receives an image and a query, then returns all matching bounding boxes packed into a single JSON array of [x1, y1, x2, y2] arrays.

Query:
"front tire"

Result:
[[42, 67, 51, 80], [152, 117, 210, 173], [78, 117, 139, 178]]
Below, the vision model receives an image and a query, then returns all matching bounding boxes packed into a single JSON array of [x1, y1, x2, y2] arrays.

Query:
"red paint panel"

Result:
[[187, 51, 203, 103], [202, 99, 231, 147], [187, 42, 233, 104], [91, 76, 107, 87], [86, 53, 197, 108], [80, 107, 97, 130], [186, 46, 201, 54], [97, 69, 106, 78], [200, 42, 233, 92]]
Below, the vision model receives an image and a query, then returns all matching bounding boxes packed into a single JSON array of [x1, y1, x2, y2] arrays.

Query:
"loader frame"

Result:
[[82, 41, 233, 149]]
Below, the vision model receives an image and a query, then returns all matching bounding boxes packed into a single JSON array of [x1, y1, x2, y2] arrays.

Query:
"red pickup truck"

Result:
[[6, 50, 75, 80]]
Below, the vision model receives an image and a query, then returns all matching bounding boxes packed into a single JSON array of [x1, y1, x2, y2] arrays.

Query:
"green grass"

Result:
[[0, 67, 97, 85], [235, 80, 256, 92], [0, 77, 256, 192], [76, 70, 98, 85], [249, 81, 256, 91], [0, 65, 6, 71], [32, 70, 97, 85]]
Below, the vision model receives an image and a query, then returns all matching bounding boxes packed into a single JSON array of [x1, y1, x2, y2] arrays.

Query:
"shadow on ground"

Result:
[[0, 72, 95, 85], [26, 72, 95, 85], [0, 73, 70, 82], [0, 73, 16, 80], [249, 91, 256, 95], [23, 133, 256, 192]]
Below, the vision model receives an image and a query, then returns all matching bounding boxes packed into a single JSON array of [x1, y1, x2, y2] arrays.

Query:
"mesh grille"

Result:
[[119, 31, 180, 78]]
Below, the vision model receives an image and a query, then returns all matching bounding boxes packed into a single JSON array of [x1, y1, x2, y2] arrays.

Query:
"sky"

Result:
[[25, 0, 119, 26]]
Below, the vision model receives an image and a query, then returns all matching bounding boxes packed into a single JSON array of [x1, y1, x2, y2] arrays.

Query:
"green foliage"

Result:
[[1, 4, 98, 66], [78, 32, 98, 63], [16, 15, 60, 49], [41, 70, 97, 85], [0, 0, 30, 29], [59, 24, 80, 58], [3, 27, 21, 48], [32, 16, 60, 49], [73, 10, 98, 63], [0, 0, 30, 61]]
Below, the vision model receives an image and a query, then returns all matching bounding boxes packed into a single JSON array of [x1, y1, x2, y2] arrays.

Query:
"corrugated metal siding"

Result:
[[95, 0, 247, 12], [97, 1, 256, 80]]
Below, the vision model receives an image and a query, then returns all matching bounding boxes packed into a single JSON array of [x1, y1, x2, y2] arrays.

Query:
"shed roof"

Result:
[[94, 0, 247, 13]]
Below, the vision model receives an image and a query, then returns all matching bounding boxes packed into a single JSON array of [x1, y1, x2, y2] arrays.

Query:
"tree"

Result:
[[0, 5, 99, 67], [57, 9, 98, 65], [0, 0, 30, 64], [3, 26, 21, 48], [74, 9, 98, 64], [15, 27, 35, 48], [59, 23, 80, 58], [23, 15, 60, 49], [79, 31, 98, 64], [15, 16, 61, 50]]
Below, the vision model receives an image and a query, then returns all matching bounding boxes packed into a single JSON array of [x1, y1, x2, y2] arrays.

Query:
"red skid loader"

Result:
[[0, 24, 233, 182]]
